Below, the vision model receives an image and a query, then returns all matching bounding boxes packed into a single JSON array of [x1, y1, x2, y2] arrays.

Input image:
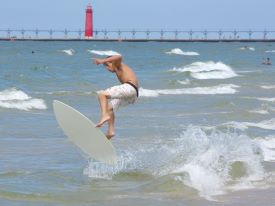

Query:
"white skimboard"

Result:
[[53, 100, 117, 165]]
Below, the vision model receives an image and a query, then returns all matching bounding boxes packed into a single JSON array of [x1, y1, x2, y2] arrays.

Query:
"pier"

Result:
[[1, 29, 275, 42]]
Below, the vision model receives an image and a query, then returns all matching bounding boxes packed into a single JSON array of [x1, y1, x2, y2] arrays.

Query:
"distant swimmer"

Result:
[[262, 57, 272, 65], [93, 55, 139, 139]]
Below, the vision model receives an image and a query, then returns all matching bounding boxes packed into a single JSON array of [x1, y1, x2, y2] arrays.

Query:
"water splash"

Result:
[[83, 126, 266, 200]]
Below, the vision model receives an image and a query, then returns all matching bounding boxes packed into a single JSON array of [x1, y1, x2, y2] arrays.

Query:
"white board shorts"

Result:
[[101, 83, 138, 111]]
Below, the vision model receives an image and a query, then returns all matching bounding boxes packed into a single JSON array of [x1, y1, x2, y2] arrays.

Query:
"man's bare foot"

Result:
[[95, 115, 110, 127], [106, 133, 115, 140]]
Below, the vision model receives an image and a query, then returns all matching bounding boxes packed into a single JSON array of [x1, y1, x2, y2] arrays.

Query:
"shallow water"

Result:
[[1, 41, 275, 205]]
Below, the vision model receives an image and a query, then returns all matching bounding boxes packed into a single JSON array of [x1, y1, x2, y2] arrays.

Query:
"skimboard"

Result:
[[53, 100, 117, 165]]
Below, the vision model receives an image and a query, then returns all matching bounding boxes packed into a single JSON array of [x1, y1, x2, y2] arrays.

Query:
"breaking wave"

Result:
[[84, 126, 267, 200], [170, 61, 238, 80], [139, 84, 239, 97], [87, 50, 121, 56], [166, 48, 199, 56], [59, 49, 75, 56], [0, 88, 47, 111]]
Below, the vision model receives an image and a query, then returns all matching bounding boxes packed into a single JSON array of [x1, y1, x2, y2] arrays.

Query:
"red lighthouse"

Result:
[[85, 4, 93, 39]]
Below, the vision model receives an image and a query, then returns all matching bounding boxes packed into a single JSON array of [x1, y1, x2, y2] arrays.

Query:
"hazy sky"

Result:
[[1, 0, 275, 30]]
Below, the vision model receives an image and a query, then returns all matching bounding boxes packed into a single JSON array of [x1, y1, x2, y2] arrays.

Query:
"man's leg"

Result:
[[106, 106, 115, 139], [96, 91, 111, 127]]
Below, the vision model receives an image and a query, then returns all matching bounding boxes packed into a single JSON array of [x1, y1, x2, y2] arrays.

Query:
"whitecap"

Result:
[[224, 118, 275, 131], [166, 48, 199, 56], [0, 88, 47, 111], [0, 99, 47, 111], [177, 79, 190, 85], [260, 85, 275, 89], [87, 50, 121, 56], [239, 46, 255, 51], [170, 61, 238, 80], [256, 97, 275, 103], [60, 49, 75, 56], [248, 109, 269, 115], [254, 137, 275, 162], [0, 88, 30, 101], [139, 84, 239, 97]]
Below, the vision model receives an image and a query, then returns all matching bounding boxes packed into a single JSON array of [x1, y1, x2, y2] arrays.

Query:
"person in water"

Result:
[[262, 57, 272, 65], [93, 55, 139, 139]]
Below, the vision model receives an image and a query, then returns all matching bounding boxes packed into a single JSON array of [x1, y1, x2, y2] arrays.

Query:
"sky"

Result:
[[1, 0, 275, 31]]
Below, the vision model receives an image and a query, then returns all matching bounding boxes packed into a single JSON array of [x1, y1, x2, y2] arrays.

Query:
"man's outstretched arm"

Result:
[[94, 55, 122, 65]]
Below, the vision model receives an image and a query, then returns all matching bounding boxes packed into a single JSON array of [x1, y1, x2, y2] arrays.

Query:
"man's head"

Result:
[[103, 55, 122, 72], [103, 62, 114, 73]]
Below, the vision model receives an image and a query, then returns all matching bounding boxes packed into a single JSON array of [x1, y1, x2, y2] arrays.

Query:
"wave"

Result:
[[170, 61, 238, 80], [166, 48, 199, 56], [254, 136, 275, 162], [84, 126, 266, 200], [177, 79, 191, 85], [265, 50, 275, 53], [223, 118, 275, 131], [0, 88, 29, 101], [260, 85, 275, 89], [248, 109, 269, 115], [256, 97, 275, 103], [239, 46, 255, 51], [139, 84, 239, 97], [59, 49, 75, 56], [34, 90, 95, 96], [0, 88, 47, 111], [243, 96, 275, 103], [87, 50, 121, 56]]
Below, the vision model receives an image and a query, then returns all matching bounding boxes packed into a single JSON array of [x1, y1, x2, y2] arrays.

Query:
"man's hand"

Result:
[[93, 58, 105, 65]]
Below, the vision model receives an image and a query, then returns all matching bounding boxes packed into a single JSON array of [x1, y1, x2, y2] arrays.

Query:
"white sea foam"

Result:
[[256, 97, 275, 103], [224, 118, 275, 131], [265, 50, 275, 53], [87, 50, 121, 56], [166, 48, 199, 56], [60, 49, 75, 56], [171, 126, 264, 199], [238, 70, 262, 74], [84, 126, 266, 200], [254, 137, 275, 162], [0, 88, 47, 111], [139, 84, 239, 97], [0, 88, 29, 101], [177, 79, 190, 85], [170, 61, 238, 80], [84, 150, 137, 179], [248, 109, 269, 115], [260, 85, 275, 89], [243, 96, 275, 103], [239, 46, 255, 51]]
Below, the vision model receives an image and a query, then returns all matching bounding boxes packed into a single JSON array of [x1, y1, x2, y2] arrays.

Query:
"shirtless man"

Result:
[[93, 55, 139, 139]]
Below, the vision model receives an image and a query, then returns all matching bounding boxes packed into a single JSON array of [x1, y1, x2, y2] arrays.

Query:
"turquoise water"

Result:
[[1, 41, 275, 205]]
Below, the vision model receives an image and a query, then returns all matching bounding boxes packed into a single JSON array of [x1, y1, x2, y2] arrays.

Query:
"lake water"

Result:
[[1, 41, 275, 205]]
